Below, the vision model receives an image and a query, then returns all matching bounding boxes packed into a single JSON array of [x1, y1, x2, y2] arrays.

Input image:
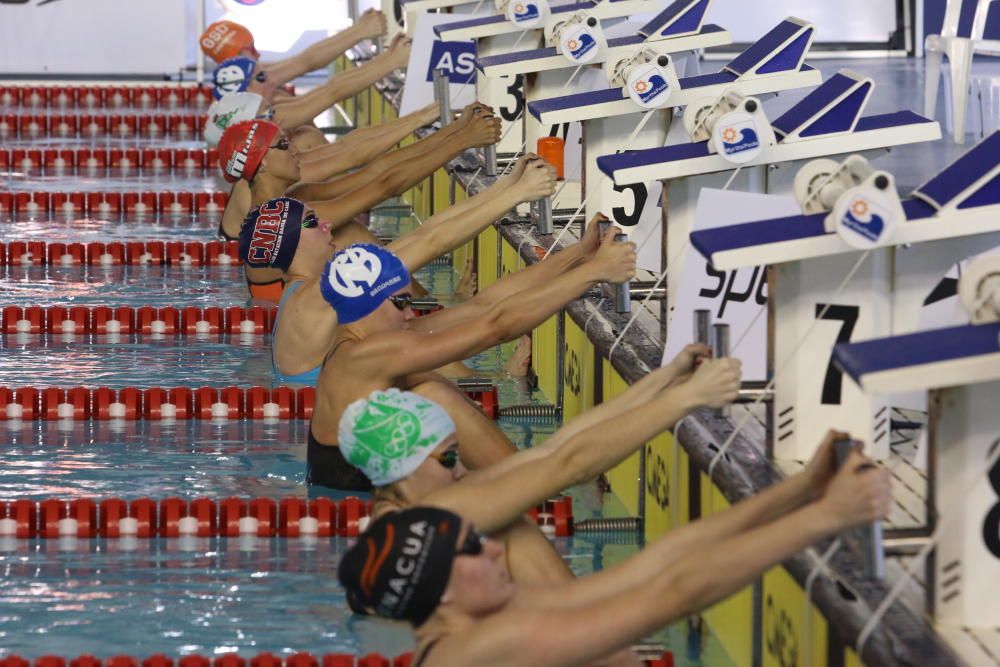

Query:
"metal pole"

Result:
[[484, 144, 498, 176], [535, 197, 553, 234], [614, 232, 631, 314], [712, 323, 730, 417], [433, 69, 452, 126], [196, 0, 207, 85]]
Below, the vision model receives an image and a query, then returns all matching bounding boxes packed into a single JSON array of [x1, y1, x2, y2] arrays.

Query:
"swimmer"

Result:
[[240, 155, 557, 384], [201, 11, 388, 95], [336, 346, 740, 585], [219, 106, 500, 300], [209, 33, 412, 148], [339, 431, 892, 666], [308, 215, 637, 490]]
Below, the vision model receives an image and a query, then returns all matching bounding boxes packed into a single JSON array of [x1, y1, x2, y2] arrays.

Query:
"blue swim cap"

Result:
[[320, 244, 411, 324], [239, 197, 305, 271], [212, 56, 257, 100]]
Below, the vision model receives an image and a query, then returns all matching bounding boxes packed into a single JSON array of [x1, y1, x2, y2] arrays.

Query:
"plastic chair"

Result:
[[924, 0, 1000, 143]]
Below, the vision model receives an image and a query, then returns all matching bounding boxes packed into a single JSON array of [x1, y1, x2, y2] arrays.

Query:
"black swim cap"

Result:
[[338, 507, 462, 626]]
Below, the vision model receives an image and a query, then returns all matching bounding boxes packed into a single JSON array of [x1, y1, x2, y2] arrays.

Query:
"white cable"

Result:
[[803, 538, 842, 667], [706, 250, 873, 481]]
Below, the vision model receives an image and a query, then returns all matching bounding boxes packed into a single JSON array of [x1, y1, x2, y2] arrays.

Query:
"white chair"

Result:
[[925, 0, 1000, 143]]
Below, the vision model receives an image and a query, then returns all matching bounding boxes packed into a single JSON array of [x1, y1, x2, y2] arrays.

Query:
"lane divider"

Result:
[[0, 113, 207, 140], [0, 191, 228, 216], [0, 496, 572, 539], [0, 305, 275, 335], [0, 384, 500, 421], [0, 84, 215, 110], [1, 240, 241, 267], [0, 147, 219, 174], [0, 648, 673, 667]]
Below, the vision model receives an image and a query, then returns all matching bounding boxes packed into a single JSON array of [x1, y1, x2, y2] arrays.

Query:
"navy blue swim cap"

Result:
[[320, 244, 411, 324], [239, 197, 306, 271]]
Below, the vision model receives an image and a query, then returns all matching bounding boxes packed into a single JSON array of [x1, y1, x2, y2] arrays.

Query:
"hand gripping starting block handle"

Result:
[[834, 439, 885, 580], [433, 69, 452, 126]]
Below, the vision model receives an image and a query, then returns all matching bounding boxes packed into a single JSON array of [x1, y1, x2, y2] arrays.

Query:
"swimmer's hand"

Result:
[[799, 430, 850, 501], [461, 109, 502, 148], [660, 343, 713, 387], [818, 446, 891, 530], [590, 226, 637, 284], [416, 103, 440, 126], [673, 357, 741, 409], [500, 153, 537, 183], [388, 35, 412, 68], [358, 9, 388, 39], [511, 158, 557, 202]]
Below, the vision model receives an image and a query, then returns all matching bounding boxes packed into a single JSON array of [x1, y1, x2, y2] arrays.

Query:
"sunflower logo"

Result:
[[633, 79, 649, 93], [852, 199, 869, 217], [567, 39, 579, 50], [514, 3, 524, 11], [722, 127, 738, 143]]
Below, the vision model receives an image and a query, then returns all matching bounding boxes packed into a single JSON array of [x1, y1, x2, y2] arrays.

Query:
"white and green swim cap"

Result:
[[338, 388, 456, 487]]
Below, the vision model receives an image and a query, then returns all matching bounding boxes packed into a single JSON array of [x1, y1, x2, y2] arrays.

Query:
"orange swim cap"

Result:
[[200, 21, 257, 63]]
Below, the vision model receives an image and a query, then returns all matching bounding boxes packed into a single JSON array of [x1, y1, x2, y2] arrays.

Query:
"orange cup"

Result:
[[536, 136, 565, 180]]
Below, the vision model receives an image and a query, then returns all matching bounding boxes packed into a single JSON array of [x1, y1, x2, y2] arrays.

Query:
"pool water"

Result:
[[0, 174, 738, 666]]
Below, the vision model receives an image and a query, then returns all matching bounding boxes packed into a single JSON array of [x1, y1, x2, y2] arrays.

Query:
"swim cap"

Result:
[[203, 92, 264, 146], [217, 119, 280, 183], [320, 244, 411, 324], [339, 389, 456, 487], [338, 507, 462, 625], [239, 197, 307, 271], [212, 56, 257, 100], [200, 20, 257, 63]]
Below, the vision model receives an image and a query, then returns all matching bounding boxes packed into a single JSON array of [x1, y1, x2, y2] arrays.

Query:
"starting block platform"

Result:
[[833, 322, 1000, 395], [690, 131, 1000, 270], [476, 0, 728, 77], [529, 17, 819, 125], [435, 0, 650, 41], [597, 69, 942, 185]]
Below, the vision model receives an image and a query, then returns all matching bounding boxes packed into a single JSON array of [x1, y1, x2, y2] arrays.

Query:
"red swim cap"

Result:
[[200, 21, 257, 63], [217, 119, 281, 183]]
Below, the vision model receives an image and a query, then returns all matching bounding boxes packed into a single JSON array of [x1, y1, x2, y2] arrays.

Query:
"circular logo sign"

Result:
[[560, 24, 601, 64], [234, 0, 267, 5], [712, 110, 763, 164], [507, 0, 545, 27], [627, 63, 672, 109], [832, 189, 896, 249]]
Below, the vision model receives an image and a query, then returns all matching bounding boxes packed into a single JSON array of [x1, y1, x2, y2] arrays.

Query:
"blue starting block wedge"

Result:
[[476, 0, 730, 77], [690, 132, 1000, 271], [528, 17, 818, 125], [436, 0, 594, 40], [597, 69, 941, 185], [833, 322, 1000, 395], [400, 0, 479, 12], [436, 0, 652, 41]]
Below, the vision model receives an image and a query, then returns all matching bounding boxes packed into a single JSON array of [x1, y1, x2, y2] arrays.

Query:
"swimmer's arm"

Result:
[[294, 105, 439, 182], [519, 463, 819, 612], [469, 502, 840, 667], [260, 17, 381, 88], [421, 386, 697, 532], [272, 280, 339, 375], [390, 182, 528, 285], [218, 180, 253, 239], [271, 47, 406, 131], [307, 123, 478, 223]]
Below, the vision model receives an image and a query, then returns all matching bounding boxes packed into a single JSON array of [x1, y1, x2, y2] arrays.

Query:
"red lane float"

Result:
[[0, 305, 274, 335], [1, 191, 228, 216], [0, 112, 208, 139], [0, 241, 240, 267]]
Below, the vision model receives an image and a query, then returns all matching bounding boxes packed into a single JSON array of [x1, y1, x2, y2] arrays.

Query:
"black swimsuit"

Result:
[[306, 428, 373, 491]]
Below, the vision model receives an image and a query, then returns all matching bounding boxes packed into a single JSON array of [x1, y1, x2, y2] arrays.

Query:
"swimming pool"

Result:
[[0, 99, 737, 667]]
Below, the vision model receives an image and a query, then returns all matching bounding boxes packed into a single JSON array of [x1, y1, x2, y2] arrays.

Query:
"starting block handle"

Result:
[[834, 438, 886, 580], [614, 232, 631, 314], [433, 69, 452, 126], [484, 144, 498, 176]]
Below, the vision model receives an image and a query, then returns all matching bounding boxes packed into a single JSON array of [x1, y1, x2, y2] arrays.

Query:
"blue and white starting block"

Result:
[[689, 132, 1000, 461], [833, 254, 1000, 631], [522, 18, 820, 245]]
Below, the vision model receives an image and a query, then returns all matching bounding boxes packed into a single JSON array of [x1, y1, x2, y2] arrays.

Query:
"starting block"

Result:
[[526, 18, 820, 246], [597, 69, 941, 321], [689, 132, 1000, 461], [834, 255, 1000, 630], [475, 0, 728, 226]]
